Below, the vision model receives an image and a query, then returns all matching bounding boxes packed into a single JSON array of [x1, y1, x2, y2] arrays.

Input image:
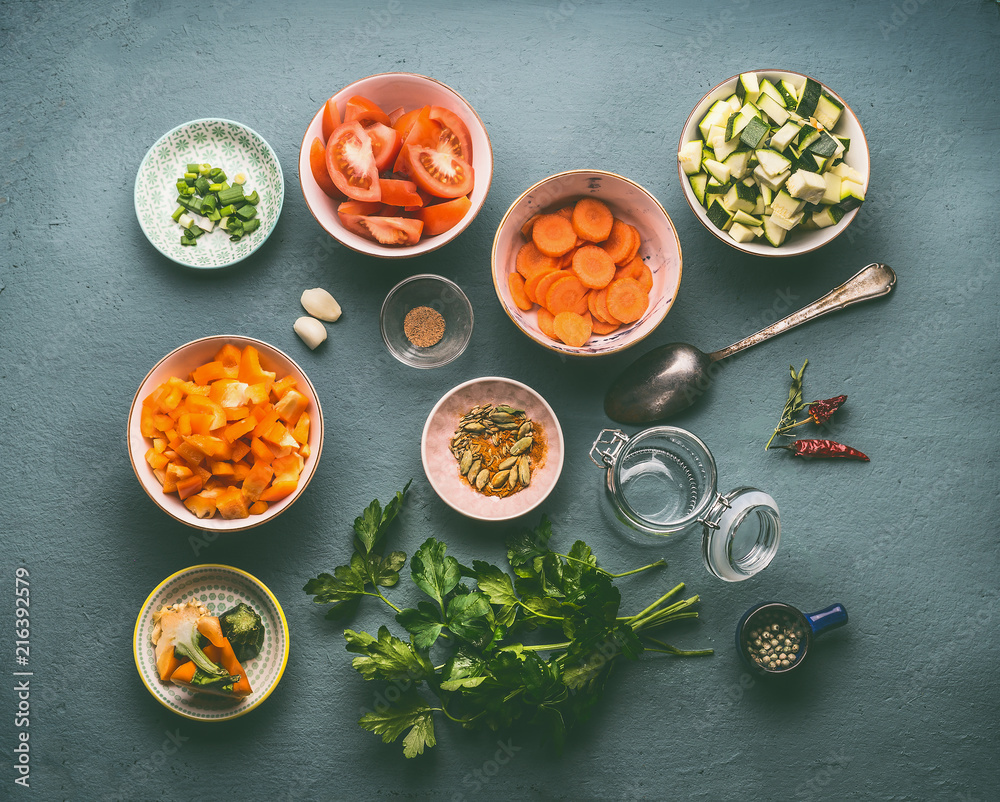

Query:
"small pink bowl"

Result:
[[421, 377, 564, 522]]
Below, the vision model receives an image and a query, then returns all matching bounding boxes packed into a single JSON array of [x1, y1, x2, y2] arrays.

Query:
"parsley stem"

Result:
[[553, 553, 665, 577], [626, 583, 686, 629], [643, 636, 714, 656], [436, 702, 471, 724], [520, 640, 572, 652], [366, 590, 402, 614], [516, 600, 564, 620]]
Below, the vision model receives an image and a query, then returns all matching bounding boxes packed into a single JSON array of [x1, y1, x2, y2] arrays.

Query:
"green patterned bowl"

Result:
[[133, 564, 290, 721], [134, 119, 284, 269]]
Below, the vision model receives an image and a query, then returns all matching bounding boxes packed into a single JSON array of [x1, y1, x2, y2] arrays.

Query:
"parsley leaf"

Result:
[[395, 601, 444, 650], [354, 479, 412, 555], [345, 626, 433, 682], [358, 688, 437, 758], [410, 537, 461, 610]]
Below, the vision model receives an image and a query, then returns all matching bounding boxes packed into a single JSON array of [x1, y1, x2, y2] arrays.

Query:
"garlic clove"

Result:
[[293, 316, 328, 349], [300, 287, 342, 322]]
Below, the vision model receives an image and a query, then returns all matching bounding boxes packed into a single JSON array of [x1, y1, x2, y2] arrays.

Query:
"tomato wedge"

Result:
[[321, 96, 342, 142], [344, 95, 391, 127], [429, 106, 473, 162], [378, 178, 423, 208], [325, 121, 380, 203], [402, 145, 475, 199], [392, 106, 443, 174], [309, 137, 342, 199], [365, 122, 402, 173], [417, 196, 472, 236], [337, 200, 383, 216], [338, 213, 423, 246]]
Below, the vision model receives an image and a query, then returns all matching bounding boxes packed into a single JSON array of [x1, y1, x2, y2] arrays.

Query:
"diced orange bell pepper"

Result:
[[183, 493, 217, 519], [140, 407, 157, 438], [145, 448, 170, 471], [272, 453, 304, 483], [241, 462, 274, 504], [162, 462, 193, 494], [271, 375, 298, 398], [230, 440, 251, 462], [291, 411, 310, 445], [260, 478, 298, 502], [214, 343, 243, 378], [210, 379, 250, 408], [248, 501, 268, 515], [182, 434, 233, 461], [185, 395, 228, 430], [175, 474, 204, 500], [250, 436, 275, 464], [191, 360, 229, 385], [238, 345, 277, 385], [262, 420, 298, 450], [252, 408, 281, 439], [245, 382, 271, 406], [224, 416, 257, 444], [216, 486, 249, 519], [209, 460, 235, 477], [274, 389, 308, 425], [231, 463, 252, 483], [224, 405, 250, 422]]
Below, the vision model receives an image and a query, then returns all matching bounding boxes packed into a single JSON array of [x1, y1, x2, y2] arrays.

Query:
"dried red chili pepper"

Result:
[[781, 439, 869, 461], [808, 395, 847, 425]]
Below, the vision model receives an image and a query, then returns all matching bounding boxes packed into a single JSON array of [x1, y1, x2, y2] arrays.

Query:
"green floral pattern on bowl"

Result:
[[133, 564, 289, 721], [134, 119, 284, 269]]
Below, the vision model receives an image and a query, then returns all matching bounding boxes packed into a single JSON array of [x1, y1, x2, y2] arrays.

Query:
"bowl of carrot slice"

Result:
[[491, 170, 682, 356], [127, 335, 324, 532]]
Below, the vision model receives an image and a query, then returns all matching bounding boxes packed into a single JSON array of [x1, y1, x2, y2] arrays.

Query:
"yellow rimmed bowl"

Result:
[[132, 564, 289, 721], [491, 170, 682, 357]]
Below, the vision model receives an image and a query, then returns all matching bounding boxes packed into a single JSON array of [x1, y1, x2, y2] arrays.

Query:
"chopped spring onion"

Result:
[[169, 161, 262, 246]]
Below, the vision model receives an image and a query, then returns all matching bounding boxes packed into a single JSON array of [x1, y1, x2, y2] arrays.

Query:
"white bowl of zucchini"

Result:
[[677, 70, 869, 256]]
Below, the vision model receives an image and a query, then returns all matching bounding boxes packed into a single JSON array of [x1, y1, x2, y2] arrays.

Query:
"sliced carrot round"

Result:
[[587, 289, 608, 324], [553, 311, 594, 347], [594, 287, 620, 325], [515, 241, 560, 280], [531, 214, 577, 257], [602, 219, 635, 264], [520, 213, 543, 239], [634, 260, 653, 293], [591, 317, 621, 336], [536, 307, 556, 340], [544, 275, 589, 316], [606, 277, 649, 324], [524, 265, 557, 304], [508, 272, 533, 311], [570, 244, 615, 289], [623, 224, 642, 262], [534, 269, 570, 306], [572, 198, 614, 242]]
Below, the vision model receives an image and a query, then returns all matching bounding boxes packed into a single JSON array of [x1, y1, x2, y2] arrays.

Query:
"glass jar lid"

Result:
[[700, 488, 780, 581]]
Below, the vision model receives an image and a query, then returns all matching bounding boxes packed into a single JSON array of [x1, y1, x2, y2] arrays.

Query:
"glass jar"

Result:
[[589, 426, 780, 581]]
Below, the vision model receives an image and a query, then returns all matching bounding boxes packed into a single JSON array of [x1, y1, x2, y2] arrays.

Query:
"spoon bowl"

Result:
[[605, 263, 896, 423]]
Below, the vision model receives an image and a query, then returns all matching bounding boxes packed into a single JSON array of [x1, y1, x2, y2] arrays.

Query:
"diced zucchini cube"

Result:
[[739, 116, 770, 149], [763, 215, 788, 246], [728, 222, 757, 243], [755, 149, 792, 178], [814, 94, 844, 130], [704, 159, 731, 184], [769, 210, 804, 231], [736, 72, 760, 103], [812, 206, 845, 228], [678, 141, 704, 175], [753, 164, 790, 193], [830, 162, 865, 184], [723, 151, 752, 181], [699, 100, 732, 140], [822, 172, 843, 205], [778, 80, 800, 109], [772, 189, 807, 219], [786, 170, 827, 205], [838, 180, 866, 209], [688, 172, 708, 206], [757, 93, 789, 127], [706, 200, 733, 230], [795, 77, 823, 117], [769, 121, 802, 153]]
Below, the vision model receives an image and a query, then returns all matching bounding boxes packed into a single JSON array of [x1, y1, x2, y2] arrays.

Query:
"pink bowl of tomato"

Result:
[[299, 72, 493, 258]]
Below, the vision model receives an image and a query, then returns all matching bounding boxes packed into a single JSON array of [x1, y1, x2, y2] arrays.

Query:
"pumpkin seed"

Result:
[[509, 436, 533, 455], [459, 450, 474, 475], [517, 421, 533, 439], [518, 455, 531, 486], [475, 469, 490, 490], [491, 470, 510, 489]]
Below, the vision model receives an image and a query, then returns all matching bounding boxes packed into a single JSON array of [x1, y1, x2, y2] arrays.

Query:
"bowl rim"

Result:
[[297, 71, 494, 260], [131, 563, 291, 721], [379, 273, 475, 368], [491, 168, 683, 357], [126, 334, 324, 532], [420, 376, 565, 522], [677, 69, 870, 258], [133, 117, 285, 270]]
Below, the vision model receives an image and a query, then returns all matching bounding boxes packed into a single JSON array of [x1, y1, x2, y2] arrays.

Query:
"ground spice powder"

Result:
[[404, 306, 446, 348]]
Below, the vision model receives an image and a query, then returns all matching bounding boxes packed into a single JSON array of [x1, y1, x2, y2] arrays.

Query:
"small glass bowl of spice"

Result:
[[380, 274, 474, 368]]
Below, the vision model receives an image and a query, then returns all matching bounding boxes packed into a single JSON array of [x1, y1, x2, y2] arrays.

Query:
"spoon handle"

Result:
[[709, 262, 896, 362]]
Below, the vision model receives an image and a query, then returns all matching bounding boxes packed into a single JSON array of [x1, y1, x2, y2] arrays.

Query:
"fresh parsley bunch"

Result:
[[304, 483, 712, 758]]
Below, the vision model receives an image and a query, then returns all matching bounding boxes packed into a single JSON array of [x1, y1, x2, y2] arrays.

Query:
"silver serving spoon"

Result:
[[605, 263, 897, 423]]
